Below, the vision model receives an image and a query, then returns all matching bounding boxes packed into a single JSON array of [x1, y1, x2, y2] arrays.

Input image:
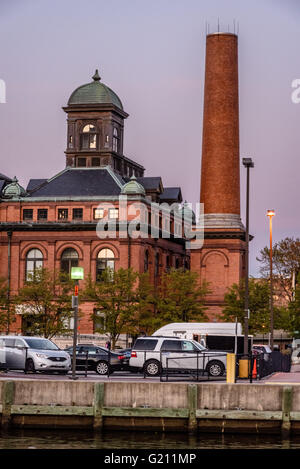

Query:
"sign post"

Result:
[[70, 267, 84, 380]]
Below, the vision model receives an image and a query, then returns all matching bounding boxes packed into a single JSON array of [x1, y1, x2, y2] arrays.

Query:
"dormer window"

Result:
[[112, 128, 119, 153], [81, 124, 97, 150]]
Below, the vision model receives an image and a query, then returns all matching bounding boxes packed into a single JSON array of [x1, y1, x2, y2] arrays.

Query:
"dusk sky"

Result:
[[1, 0, 300, 276]]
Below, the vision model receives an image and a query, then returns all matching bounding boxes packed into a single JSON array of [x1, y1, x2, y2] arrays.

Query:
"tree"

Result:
[[17, 268, 74, 338], [0, 277, 10, 332], [257, 237, 300, 303], [127, 272, 159, 336], [156, 269, 209, 324], [84, 268, 138, 348], [222, 278, 286, 334], [281, 276, 300, 338]]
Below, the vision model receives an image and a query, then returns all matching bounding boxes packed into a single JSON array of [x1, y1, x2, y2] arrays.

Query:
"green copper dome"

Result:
[[121, 176, 145, 196], [68, 69, 123, 109], [2, 176, 26, 199], [179, 202, 195, 223]]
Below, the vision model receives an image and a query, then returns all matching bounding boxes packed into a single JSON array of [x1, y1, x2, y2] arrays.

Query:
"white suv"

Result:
[[129, 336, 227, 377]]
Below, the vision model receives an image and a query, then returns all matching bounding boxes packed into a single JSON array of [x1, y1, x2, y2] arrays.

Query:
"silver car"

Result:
[[0, 336, 71, 374]]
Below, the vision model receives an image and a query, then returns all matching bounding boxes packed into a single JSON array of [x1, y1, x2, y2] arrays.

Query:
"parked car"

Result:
[[0, 336, 71, 374], [252, 345, 272, 361], [117, 348, 132, 371], [64, 344, 122, 375], [252, 345, 272, 355], [129, 336, 227, 377]]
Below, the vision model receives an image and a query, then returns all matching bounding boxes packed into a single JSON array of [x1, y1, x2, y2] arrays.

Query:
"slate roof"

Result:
[[0, 173, 12, 196], [160, 187, 182, 203], [136, 177, 162, 191], [27, 168, 123, 198], [0, 173, 12, 181], [26, 179, 47, 192]]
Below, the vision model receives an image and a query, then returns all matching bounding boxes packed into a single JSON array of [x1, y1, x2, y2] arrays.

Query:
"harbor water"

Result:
[[1, 429, 300, 449]]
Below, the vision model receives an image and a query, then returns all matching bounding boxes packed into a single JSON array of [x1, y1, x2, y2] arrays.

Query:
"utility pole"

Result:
[[242, 158, 254, 355], [267, 210, 275, 350], [71, 283, 79, 380]]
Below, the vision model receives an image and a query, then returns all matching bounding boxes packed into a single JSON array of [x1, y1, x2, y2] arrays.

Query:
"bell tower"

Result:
[[63, 70, 144, 178], [191, 33, 246, 320]]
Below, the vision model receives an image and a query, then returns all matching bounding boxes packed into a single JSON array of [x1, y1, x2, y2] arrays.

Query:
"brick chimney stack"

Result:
[[190, 32, 246, 321], [200, 33, 242, 229]]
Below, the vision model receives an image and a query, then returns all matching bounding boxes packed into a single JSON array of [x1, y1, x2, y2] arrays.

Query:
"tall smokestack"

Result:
[[200, 33, 243, 229]]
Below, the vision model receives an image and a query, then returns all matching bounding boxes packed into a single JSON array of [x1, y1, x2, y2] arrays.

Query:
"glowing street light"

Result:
[[267, 210, 275, 350]]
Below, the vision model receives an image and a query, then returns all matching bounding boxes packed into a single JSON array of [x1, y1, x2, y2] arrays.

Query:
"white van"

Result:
[[152, 322, 251, 354], [152, 322, 242, 340]]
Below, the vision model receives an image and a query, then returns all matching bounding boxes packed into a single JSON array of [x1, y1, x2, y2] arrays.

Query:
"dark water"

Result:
[[0, 429, 300, 449]]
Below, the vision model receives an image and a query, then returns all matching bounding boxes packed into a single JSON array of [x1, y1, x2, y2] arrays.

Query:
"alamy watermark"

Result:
[[291, 79, 300, 104], [95, 197, 204, 250], [0, 79, 6, 103]]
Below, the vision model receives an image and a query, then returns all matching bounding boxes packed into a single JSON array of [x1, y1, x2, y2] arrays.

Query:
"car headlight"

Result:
[[35, 353, 47, 359]]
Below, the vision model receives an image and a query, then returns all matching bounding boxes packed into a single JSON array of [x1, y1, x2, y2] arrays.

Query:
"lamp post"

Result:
[[70, 267, 84, 380], [267, 209, 275, 350], [242, 158, 254, 356]]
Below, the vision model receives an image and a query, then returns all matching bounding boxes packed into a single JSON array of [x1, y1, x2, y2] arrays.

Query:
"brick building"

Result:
[[0, 70, 188, 334], [0, 32, 247, 334]]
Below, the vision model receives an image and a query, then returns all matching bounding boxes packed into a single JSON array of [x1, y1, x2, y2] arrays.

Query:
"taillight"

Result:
[[131, 351, 137, 358], [118, 355, 125, 360]]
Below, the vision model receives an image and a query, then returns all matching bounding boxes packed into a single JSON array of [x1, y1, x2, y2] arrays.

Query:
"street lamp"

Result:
[[267, 209, 275, 350], [70, 267, 84, 380], [242, 157, 254, 356]]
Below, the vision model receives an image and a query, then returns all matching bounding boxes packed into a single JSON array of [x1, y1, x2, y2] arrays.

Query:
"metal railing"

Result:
[[164, 351, 228, 382], [234, 351, 292, 382]]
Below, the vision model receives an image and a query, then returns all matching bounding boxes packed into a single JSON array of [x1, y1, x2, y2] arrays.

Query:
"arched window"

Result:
[[96, 248, 115, 281], [60, 248, 79, 275], [144, 250, 149, 273], [166, 255, 170, 272], [112, 128, 119, 153], [81, 124, 97, 150], [26, 249, 43, 281]]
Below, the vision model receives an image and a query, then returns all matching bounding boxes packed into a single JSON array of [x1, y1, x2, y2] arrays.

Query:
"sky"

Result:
[[0, 0, 300, 276]]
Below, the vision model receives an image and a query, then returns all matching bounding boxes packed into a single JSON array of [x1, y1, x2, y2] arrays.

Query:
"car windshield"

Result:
[[191, 340, 207, 351], [24, 338, 59, 350]]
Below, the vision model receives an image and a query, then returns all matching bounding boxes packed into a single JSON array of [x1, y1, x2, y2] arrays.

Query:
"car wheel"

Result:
[[206, 360, 225, 377], [144, 359, 161, 377], [95, 361, 109, 375], [25, 358, 36, 374]]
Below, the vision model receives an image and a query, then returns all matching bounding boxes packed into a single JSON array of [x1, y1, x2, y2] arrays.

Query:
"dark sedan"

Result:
[[117, 348, 132, 371], [65, 344, 122, 375]]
